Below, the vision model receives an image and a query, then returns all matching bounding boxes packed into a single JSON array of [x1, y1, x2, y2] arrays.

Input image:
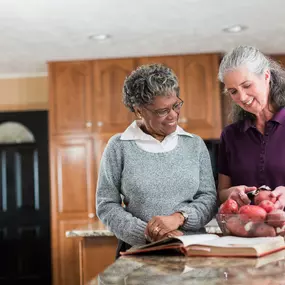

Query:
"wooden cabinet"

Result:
[[49, 61, 93, 135], [138, 54, 222, 139], [48, 53, 223, 285], [79, 237, 117, 285], [179, 54, 222, 139], [93, 133, 115, 169], [50, 136, 96, 285], [93, 59, 136, 133], [51, 136, 96, 218], [137, 55, 181, 78]]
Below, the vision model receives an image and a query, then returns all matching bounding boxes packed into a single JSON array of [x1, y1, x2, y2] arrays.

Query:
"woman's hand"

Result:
[[145, 213, 184, 242], [227, 185, 257, 207], [270, 186, 285, 210]]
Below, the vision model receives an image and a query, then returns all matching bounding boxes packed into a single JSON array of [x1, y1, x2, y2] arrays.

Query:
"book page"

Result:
[[174, 234, 219, 246], [195, 236, 284, 248]]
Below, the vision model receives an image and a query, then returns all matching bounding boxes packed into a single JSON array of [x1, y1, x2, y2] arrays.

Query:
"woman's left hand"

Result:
[[270, 186, 285, 210], [145, 213, 184, 242]]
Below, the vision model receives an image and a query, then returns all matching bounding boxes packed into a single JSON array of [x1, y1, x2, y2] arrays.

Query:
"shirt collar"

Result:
[[120, 120, 193, 141], [271, 107, 285, 124], [243, 107, 285, 132]]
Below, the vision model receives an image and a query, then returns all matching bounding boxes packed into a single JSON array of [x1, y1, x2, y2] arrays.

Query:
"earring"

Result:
[[137, 113, 142, 119]]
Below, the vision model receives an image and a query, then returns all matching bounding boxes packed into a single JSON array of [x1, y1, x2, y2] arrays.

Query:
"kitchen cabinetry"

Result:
[[48, 53, 222, 285], [49, 61, 93, 135], [93, 59, 136, 133], [49, 135, 96, 285], [139, 54, 222, 138]]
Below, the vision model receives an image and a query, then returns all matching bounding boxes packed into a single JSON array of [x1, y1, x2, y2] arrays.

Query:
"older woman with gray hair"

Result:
[[96, 63, 217, 257], [218, 45, 285, 209]]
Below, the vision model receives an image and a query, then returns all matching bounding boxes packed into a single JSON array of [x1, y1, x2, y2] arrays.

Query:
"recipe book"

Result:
[[120, 234, 285, 258]]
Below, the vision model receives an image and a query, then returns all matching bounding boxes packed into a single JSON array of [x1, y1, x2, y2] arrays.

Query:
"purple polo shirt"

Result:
[[218, 107, 285, 189]]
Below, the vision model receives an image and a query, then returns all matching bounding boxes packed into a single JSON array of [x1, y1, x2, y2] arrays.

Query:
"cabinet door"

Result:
[[52, 219, 89, 285], [50, 135, 96, 218], [93, 133, 115, 169], [137, 56, 181, 78], [49, 62, 93, 135], [50, 136, 96, 285], [80, 236, 117, 285], [179, 54, 222, 139], [93, 59, 136, 133]]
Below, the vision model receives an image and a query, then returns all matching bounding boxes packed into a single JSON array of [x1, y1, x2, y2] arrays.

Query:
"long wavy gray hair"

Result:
[[218, 45, 285, 122], [122, 63, 180, 112]]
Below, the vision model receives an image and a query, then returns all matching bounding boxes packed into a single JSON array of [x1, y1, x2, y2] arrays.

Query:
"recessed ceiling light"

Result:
[[88, 34, 111, 41], [223, 25, 248, 33]]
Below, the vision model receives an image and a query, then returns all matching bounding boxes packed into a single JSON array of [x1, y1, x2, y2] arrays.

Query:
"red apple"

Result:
[[219, 199, 239, 214], [254, 190, 277, 205], [258, 200, 275, 213], [266, 209, 285, 228], [226, 216, 248, 237], [252, 223, 276, 237], [239, 205, 267, 222]]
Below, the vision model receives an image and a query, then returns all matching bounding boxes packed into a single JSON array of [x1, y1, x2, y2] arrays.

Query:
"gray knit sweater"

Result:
[[96, 134, 217, 246]]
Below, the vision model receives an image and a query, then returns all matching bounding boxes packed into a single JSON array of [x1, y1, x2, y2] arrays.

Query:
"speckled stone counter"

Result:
[[66, 221, 115, 238], [66, 219, 222, 238], [87, 250, 285, 285]]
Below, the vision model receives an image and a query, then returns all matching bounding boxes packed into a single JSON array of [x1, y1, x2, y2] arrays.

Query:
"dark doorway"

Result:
[[0, 111, 51, 285]]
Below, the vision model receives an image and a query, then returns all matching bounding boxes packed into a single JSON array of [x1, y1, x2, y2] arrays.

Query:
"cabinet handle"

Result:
[[97, 121, 103, 127], [178, 118, 188, 123], [88, 213, 95, 218], [86, 121, 92, 128]]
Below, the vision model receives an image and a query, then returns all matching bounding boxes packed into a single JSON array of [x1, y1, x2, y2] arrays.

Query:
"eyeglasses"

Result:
[[143, 98, 184, 117]]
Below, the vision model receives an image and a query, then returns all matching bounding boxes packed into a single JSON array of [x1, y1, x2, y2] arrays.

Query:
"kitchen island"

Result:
[[66, 219, 222, 285], [87, 250, 285, 285]]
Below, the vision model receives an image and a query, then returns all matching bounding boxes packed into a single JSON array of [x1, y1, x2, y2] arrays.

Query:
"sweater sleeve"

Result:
[[174, 137, 217, 230], [96, 136, 147, 246]]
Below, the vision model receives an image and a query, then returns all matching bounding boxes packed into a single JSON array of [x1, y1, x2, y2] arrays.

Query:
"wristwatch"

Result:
[[178, 211, 188, 225]]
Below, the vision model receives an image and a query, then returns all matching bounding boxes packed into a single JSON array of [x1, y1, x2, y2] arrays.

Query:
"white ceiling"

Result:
[[1, 0, 285, 76]]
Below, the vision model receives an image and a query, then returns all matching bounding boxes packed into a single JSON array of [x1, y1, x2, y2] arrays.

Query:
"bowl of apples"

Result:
[[216, 186, 285, 237]]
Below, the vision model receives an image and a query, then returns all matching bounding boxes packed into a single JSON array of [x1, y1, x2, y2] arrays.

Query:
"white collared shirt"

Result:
[[120, 120, 193, 153]]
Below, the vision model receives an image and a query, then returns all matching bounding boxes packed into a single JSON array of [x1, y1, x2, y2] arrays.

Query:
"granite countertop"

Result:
[[66, 219, 222, 238], [88, 250, 285, 285], [66, 220, 115, 238]]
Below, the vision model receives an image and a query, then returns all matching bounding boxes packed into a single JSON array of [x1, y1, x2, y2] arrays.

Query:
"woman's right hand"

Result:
[[227, 185, 257, 207]]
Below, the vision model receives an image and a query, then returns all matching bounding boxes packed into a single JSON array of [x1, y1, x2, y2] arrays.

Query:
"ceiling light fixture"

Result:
[[223, 25, 248, 33], [88, 34, 111, 41]]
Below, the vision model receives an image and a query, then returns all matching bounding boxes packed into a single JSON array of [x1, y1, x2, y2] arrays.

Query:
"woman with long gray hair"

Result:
[[96, 63, 217, 258], [218, 45, 285, 209]]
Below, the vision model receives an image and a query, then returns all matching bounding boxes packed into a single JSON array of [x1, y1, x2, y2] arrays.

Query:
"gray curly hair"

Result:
[[218, 45, 285, 122], [122, 63, 180, 112]]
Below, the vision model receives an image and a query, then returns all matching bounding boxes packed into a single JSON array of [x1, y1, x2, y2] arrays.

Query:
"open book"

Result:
[[120, 234, 285, 258]]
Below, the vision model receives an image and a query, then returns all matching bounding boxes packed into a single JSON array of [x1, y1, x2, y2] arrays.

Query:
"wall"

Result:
[[0, 76, 48, 111]]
